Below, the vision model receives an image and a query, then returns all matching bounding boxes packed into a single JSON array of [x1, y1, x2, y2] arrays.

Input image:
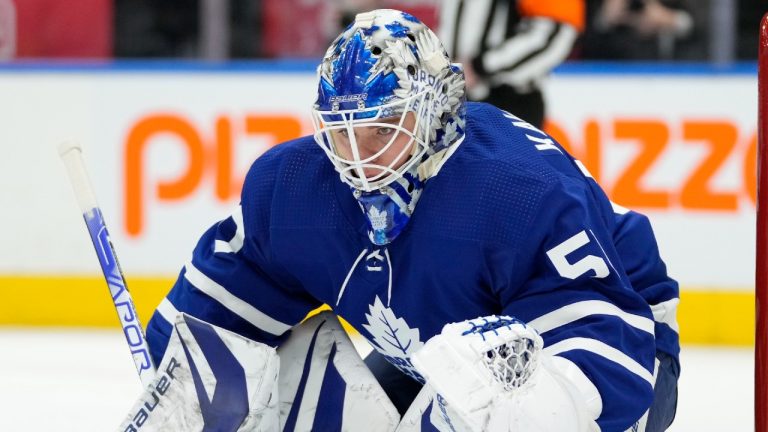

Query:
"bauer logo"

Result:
[[122, 356, 182, 432], [329, 93, 368, 103], [435, 394, 458, 432]]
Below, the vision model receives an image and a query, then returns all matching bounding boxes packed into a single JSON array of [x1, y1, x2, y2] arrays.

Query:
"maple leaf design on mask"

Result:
[[367, 206, 389, 231]]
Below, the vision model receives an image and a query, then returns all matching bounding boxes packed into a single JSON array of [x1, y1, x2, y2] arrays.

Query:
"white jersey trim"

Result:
[[650, 298, 680, 334], [529, 300, 655, 336], [214, 205, 245, 254], [545, 337, 655, 386], [183, 262, 292, 336], [575, 160, 594, 178], [156, 298, 180, 324]]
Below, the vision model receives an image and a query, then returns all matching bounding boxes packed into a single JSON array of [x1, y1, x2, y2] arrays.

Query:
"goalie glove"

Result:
[[411, 315, 600, 432]]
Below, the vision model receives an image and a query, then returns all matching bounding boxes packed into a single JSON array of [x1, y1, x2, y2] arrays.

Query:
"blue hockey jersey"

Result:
[[147, 102, 678, 431]]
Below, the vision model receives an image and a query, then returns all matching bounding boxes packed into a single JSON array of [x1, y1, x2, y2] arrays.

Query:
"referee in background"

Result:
[[439, 0, 584, 128]]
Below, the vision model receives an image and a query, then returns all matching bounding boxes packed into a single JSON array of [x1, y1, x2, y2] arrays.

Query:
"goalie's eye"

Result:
[[377, 126, 395, 136]]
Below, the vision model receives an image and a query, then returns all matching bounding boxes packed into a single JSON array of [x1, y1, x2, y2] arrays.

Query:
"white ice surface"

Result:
[[0, 328, 753, 431]]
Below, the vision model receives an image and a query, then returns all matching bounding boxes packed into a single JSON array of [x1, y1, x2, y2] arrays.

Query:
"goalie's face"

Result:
[[329, 113, 417, 181], [312, 93, 433, 191]]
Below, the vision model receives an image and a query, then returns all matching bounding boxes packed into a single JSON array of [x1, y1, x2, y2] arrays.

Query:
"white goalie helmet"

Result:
[[311, 9, 466, 192]]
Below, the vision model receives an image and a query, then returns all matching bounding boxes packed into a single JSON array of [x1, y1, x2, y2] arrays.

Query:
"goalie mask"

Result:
[[312, 9, 466, 245]]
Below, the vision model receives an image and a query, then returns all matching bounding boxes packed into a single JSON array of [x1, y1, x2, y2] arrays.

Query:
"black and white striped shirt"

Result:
[[439, 0, 581, 96]]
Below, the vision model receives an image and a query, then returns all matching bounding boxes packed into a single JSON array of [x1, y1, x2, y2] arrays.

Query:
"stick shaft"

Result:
[[59, 142, 156, 387]]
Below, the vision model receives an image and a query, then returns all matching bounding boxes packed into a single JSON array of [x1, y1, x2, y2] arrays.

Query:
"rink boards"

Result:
[[0, 61, 757, 345]]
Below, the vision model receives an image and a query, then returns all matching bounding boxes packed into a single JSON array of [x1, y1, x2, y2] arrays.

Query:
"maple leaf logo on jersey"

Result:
[[367, 206, 389, 231], [363, 296, 426, 383]]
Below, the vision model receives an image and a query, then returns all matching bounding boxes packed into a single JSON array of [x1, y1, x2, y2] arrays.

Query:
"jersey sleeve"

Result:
[[613, 207, 680, 364], [146, 149, 323, 365], [499, 178, 656, 431]]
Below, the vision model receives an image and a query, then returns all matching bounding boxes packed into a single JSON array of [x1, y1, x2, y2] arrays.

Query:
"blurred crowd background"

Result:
[[0, 0, 762, 64]]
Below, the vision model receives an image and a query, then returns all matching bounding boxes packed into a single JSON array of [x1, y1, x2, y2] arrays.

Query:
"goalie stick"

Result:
[[59, 141, 156, 387]]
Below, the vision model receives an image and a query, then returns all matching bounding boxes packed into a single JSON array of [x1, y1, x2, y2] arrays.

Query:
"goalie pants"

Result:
[[646, 351, 679, 431], [364, 350, 679, 432]]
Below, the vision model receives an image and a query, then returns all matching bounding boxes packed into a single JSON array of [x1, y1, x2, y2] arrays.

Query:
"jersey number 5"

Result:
[[546, 230, 610, 279]]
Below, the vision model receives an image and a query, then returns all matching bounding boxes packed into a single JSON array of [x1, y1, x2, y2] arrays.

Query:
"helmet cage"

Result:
[[312, 87, 434, 191]]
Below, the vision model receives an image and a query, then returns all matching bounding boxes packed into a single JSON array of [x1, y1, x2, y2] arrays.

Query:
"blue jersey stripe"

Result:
[[545, 337, 654, 384]]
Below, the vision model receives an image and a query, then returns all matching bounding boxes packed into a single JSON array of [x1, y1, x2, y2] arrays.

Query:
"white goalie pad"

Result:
[[118, 313, 280, 432], [276, 311, 400, 432], [396, 384, 474, 432]]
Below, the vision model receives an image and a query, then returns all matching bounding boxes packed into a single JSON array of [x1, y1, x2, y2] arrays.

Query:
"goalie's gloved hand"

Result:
[[411, 315, 599, 432]]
